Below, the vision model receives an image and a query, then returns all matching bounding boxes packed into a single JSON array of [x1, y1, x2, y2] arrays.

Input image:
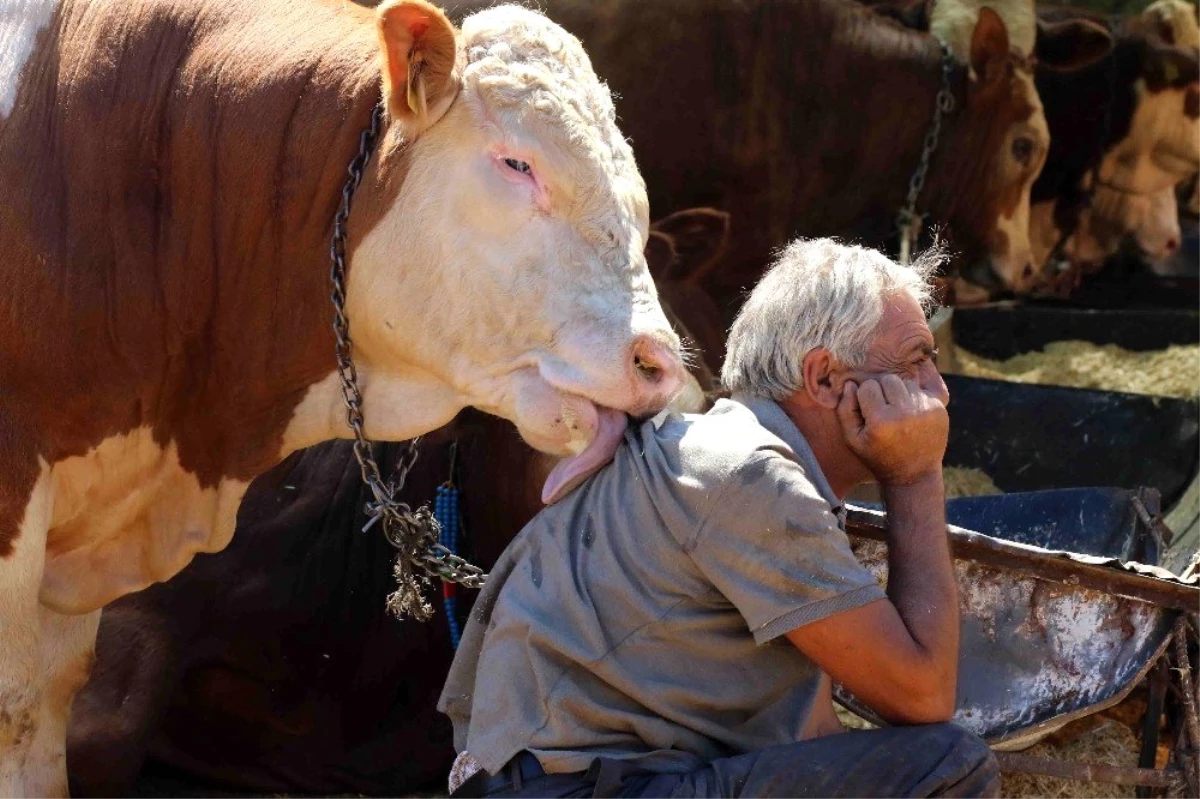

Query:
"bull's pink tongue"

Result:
[[541, 408, 628, 505]]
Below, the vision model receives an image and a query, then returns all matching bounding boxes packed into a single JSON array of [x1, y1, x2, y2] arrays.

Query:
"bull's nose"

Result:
[[630, 334, 685, 411]]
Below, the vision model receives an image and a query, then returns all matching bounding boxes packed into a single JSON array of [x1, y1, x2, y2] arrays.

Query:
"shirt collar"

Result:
[[730, 392, 843, 515]]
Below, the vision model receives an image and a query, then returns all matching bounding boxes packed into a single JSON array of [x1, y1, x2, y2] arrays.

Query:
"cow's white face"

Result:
[[345, 2, 682, 502], [1099, 80, 1200, 197], [1072, 183, 1182, 263], [1029, 185, 1183, 273]]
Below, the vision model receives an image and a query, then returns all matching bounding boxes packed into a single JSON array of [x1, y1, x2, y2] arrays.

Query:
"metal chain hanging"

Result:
[[329, 104, 487, 622], [896, 42, 957, 265]]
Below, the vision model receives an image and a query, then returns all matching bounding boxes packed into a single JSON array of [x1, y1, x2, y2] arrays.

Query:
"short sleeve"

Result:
[[688, 452, 886, 644]]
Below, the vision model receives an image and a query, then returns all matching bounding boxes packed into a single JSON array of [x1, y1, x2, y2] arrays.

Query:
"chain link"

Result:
[[896, 42, 956, 265], [329, 105, 488, 622]]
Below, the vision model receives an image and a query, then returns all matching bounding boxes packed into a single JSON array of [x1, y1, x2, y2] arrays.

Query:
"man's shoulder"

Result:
[[634, 398, 796, 487]]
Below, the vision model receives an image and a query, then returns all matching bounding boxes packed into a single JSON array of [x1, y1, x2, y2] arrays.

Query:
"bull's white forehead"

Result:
[[458, 5, 647, 239]]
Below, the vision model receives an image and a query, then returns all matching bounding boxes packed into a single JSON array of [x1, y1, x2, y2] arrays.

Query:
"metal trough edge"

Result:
[[845, 506, 1199, 612]]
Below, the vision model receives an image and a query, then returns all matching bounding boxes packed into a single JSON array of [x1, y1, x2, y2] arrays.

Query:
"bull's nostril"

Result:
[[1166, 239, 1180, 254], [634, 353, 663, 384], [1022, 264, 1034, 279]]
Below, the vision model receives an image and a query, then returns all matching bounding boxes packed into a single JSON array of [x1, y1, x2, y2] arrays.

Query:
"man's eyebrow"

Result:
[[900, 338, 936, 357]]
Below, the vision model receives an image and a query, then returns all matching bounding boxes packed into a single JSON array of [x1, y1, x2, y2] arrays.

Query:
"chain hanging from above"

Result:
[[328, 103, 488, 622], [896, 41, 956, 266]]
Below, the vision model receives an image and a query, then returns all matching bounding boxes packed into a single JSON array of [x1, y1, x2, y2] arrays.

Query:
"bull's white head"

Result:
[[346, 1, 684, 502]]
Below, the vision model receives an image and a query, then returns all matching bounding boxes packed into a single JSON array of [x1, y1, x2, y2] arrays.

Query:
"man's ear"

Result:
[[377, 0, 460, 138], [801, 349, 840, 409]]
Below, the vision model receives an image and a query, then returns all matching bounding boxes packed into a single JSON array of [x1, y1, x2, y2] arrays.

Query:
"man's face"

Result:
[[831, 293, 950, 407]]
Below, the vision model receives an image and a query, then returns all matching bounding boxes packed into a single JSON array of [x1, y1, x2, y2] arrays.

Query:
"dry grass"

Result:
[[834, 704, 878, 731], [943, 467, 1004, 498], [953, 341, 1200, 399], [1000, 716, 1146, 799]]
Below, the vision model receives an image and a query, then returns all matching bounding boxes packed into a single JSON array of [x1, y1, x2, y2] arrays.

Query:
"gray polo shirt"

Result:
[[437, 394, 886, 776]]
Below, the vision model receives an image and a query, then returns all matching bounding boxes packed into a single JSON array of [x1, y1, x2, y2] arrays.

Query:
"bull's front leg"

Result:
[[0, 468, 100, 798], [24, 608, 100, 798]]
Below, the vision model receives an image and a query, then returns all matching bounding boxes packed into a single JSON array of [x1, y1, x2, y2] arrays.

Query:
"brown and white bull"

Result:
[[0, 0, 685, 794], [64, 208, 730, 798]]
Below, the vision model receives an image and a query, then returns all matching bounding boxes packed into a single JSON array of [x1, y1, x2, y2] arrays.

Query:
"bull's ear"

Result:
[[377, 0, 459, 137], [1035, 18, 1114, 72], [648, 208, 731, 283], [969, 7, 1011, 82], [644, 231, 678, 281]]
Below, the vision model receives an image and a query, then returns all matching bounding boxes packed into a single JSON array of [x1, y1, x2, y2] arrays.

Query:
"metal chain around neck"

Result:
[[896, 41, 957, 265], [329, 104, 487, 622]]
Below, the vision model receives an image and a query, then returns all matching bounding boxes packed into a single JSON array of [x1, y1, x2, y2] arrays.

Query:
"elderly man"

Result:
[[438, 239, 999, 798]]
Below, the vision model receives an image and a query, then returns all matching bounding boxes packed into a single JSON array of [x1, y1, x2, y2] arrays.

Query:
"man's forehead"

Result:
[[872, 295, 934, 351]]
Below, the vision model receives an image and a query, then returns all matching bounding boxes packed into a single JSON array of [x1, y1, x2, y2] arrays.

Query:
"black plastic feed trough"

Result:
[[943, 305, 1200, 507]]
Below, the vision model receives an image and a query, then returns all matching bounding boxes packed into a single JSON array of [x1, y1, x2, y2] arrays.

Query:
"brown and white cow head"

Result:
[[337, 2, 684, 498], [1094, 45, 1199, 202], [1041, 184, 1181, 272], [1028, 10, 1198, 276], [931, 7, 1111, 294], [1095, 6, 1198, 226]]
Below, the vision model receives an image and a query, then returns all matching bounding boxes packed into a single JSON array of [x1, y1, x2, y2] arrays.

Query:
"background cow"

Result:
[[1030, 3, 1200, 287], [445, 0, 1113, 306], [66, 212, 731, 798], [0, 1, 685, 794], [865, 0, 1200, 292]]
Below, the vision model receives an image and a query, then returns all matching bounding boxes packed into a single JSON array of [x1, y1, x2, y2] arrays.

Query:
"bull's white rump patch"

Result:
[[0, 0, 59, 119]]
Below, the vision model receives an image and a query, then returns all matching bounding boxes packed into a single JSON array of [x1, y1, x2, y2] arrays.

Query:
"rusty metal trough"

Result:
[[838, 489, 1197, 751]]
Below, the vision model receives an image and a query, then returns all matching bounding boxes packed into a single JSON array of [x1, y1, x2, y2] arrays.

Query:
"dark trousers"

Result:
[[459, 723, 1000, 798]]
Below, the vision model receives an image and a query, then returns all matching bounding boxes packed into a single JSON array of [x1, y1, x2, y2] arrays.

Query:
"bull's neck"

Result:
[[153, 1, 396, 480], [3, 0, 396, 483]]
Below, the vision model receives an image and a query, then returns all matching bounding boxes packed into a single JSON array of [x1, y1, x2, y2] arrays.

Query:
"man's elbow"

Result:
[[876, 681, 956, 725]]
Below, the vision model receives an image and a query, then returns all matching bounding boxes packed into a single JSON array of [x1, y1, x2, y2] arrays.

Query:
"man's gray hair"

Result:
[[721, 238, 945, 401]]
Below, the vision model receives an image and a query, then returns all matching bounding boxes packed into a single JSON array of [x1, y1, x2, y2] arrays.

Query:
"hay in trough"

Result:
[[953, 341, 1200, 399], [834, 704, 877, 731], [943, 467, 1004, 498], [1000, 717, 1143, 799]]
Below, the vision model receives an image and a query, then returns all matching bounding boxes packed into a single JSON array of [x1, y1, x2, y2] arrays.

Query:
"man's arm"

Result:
[[786, 375, 959, 725]]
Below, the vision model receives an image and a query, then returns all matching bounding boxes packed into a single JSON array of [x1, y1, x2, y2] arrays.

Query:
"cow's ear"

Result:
[[377, 0, 459, 137], [1143, 44, 1200, 91], [648, 208, 731, 284], [644, 231, 678, 281], [1035, 18, 1114, 72], [969, 7, 1011, 82]]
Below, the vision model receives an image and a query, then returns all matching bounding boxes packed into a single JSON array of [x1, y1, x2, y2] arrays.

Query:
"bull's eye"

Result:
[[1011, 137, 1035, 164], [503, 157, 532, 176]]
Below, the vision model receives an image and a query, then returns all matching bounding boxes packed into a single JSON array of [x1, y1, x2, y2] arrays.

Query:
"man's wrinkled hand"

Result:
[[835, 374, 948, 487]]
